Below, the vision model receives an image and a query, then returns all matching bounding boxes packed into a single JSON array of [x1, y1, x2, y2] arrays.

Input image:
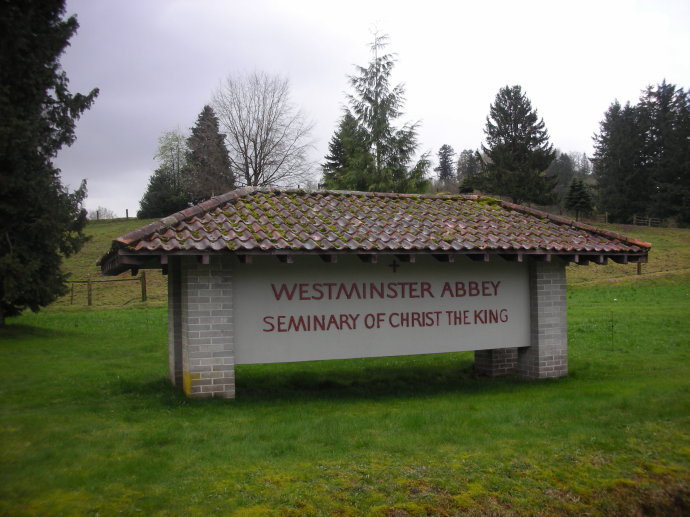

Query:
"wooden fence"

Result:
[[69, 271, 148, 306], [632, 214, 662, 227]]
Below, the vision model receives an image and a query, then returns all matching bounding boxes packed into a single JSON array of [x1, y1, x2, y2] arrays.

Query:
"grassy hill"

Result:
[[3, 218, 689, 515], [54, 217, 690, 310]]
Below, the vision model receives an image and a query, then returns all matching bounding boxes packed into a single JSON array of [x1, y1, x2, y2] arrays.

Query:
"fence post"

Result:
[[637, 263, 642, 276], [140, 271, 147, 302], [87, 278, 93, 306], [70, 283, 74, 305]]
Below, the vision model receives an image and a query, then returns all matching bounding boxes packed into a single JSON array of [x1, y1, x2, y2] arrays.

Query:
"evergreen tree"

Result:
[[638, 81, 690, 223], [593, 101, 650, 222], [545, 151, 577, 207], [565, 178, 593, 221], [593, 82, 690, 225], [479, 85, 555, 204], [434, 144, 456, 181], [457, 149, 481, 193], [186, 105, 234, 203], [337, 33, 429, 193], [322, 111, 373, 191], [137, 167, 189, 218], [0, 0, 98, 325], [138, 129, 189, 218]]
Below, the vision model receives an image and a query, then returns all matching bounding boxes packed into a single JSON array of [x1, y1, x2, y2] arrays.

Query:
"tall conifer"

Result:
[[479, 85, 555, 204], [0, 0, 98, 325]]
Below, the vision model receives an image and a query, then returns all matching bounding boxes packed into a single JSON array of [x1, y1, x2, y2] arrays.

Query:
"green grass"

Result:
[[54, 218, 168, 309], [2, 274, 689, 515]]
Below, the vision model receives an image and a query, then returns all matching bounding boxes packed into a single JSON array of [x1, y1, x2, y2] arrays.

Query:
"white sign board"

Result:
[[233, 255, 530, 364]]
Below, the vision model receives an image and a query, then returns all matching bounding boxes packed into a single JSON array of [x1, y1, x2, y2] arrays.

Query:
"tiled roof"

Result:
[[100, 188, 651, 274]]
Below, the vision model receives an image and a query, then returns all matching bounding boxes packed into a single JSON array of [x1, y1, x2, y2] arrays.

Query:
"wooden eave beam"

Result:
[[500, 253, 524, 262], [468, 253, 490, 262], [358, 254, 378, 264], [432, 254, 455, 263], [396, 254, 416, 263], [278, 255, 294, 264], [320, 254, 337, 263]]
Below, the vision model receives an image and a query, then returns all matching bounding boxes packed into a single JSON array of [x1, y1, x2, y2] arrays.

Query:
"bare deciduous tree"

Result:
[[87, 206, 117, 220], [212, 71, 314, 187]]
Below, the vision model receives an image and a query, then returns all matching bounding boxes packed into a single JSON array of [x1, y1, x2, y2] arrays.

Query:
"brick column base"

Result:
[[178, 256, 235, 398], [474, 348, 518, 376], [517, 261, 568, 379]]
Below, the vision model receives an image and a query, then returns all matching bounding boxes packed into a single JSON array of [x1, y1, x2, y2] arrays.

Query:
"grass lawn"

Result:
[[1, 272, 689, 515]]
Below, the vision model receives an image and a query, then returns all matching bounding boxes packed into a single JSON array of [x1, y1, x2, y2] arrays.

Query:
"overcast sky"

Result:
[[55, 0, 690, 217]]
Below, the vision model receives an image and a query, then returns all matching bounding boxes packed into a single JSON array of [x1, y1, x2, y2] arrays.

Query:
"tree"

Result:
[[565, 178, 593, 221], [335, 33, 429, 193], [593, 101, 651, 223], [322, 111, 373, 191], [0, 0, 98, 326], [545, 151, 576, 206], [638, 81, 690, 223], [479, 85, 555, 204], [212, 71, 314, 187], [186, 105, 234, 203], [457, 149, 481, 193], [434, 144, 456, 181], [138, 129, 189, 218], [593, 82, 690, 225], [88, 206, 117, 220]]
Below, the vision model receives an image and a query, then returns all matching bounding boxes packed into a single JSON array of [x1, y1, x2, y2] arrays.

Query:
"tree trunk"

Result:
[[0, 306, 5, 328]]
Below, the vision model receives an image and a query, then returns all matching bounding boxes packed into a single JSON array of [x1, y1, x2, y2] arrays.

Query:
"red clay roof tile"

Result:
[[100, 188, 651, 274]]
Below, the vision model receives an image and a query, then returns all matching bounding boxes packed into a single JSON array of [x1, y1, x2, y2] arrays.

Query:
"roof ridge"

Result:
[[497, 200, 652, 249]]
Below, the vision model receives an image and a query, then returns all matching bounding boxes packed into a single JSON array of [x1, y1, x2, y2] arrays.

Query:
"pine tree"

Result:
[[186, 105, 234, 203], [339, 33, 429, 193], [138, 129, 189, 218], [545, 152, 576, 207], [479, 85, 555, 204], [457, 149, 481, 193], [565, 178, 593, 221], [322, 111, 373, 191], [593, 101, 649, 222], [638, 81, 690, 223], [434, 144, 456, 181], [0, 0, 98, 325], [593, 82, 690, 225], [137, 167, 190, 218]]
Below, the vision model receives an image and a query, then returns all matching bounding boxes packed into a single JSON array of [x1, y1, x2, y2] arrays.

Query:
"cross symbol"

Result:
[[388, 259, 400, 273]]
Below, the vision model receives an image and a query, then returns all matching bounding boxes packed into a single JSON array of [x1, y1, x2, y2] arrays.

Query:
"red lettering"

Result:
[[271, 283, 296, 301], [386, 283, 399, 298], [311, 283, 324, 300], [298, 284, 311, 300], [262, 316, 275, 332], [455, 282, 466, 297], [440, 282, 453, 297], [492, 281, 501, 296], [421, 282, 434, 298], [468, 281, 480, 296]]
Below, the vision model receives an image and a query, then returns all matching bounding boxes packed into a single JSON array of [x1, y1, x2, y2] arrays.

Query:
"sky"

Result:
[[54, 0, 690, 217]]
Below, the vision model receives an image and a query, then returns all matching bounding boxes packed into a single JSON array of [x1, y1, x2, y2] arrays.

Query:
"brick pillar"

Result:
[[179, 256, 235, 398], [167, 257, 183, 386], [518, 261, 568, 379], [474, 347, 518, 376]]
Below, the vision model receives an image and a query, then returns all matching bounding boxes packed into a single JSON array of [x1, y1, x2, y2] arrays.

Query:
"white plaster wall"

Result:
[[233, 255, 530, 364]]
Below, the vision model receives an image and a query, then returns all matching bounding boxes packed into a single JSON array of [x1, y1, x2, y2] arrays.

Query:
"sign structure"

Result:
[[233, 255, 530, 364]]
